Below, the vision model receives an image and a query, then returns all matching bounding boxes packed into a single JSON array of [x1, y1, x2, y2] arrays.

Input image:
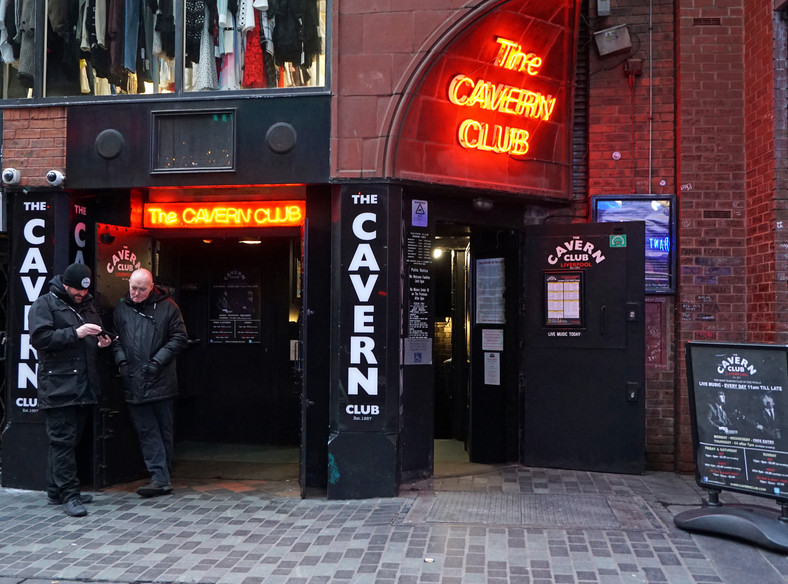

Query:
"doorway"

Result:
[[156, 235, 302, 481], [432, 226, 470, 469]]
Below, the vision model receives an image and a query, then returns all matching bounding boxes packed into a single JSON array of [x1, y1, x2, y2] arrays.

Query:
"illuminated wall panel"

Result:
[[392, 0, 580, 199]]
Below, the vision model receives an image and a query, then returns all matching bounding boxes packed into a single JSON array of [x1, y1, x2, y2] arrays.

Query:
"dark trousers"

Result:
[[45, 405, 89, 503], [128, 399, 174, 486]]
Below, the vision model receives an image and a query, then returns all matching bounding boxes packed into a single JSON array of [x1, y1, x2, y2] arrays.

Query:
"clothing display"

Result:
[[0, 0, 323, 95]]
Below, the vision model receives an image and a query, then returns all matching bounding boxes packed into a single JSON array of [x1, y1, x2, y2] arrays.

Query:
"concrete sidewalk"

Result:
[[1, 465, 787, 584]]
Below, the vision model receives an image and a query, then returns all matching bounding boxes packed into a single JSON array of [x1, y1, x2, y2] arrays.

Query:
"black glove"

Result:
[[118, 361, 129, 377], [145, 360, 162, 380]]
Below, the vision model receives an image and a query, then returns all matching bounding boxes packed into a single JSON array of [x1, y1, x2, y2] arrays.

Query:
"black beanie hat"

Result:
[[62, 263, 92, 290]]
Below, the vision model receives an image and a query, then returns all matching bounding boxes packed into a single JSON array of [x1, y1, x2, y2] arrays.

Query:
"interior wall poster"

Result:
[[209, 267, 262, 344]]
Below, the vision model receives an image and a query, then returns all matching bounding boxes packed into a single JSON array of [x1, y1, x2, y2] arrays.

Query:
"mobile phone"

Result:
[[99, 329, 117, 340]]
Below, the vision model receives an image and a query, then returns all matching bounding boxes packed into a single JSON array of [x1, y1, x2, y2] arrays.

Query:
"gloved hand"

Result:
[[118, 361, 129, 377], [145, 360, 162, 380]]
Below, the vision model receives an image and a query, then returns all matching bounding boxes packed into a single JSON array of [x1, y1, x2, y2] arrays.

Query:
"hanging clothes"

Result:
[[237, 0, 255, 34], [267, 0, 302, 67], [185, 0, 205, 64], [107, 0, 128, 87], [124, 0, 140, 73], [151, 0, 174, 58], [192, 3, 217, 91], [259, 8, 277, 87], [15, 0, 36, 87], [218, 11, 239, 90], [241, 7, 263, 88], [0, 0, 15, 63]]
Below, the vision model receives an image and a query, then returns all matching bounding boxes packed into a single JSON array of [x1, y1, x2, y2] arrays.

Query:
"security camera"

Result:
[[2, 168, 20, 185], [46, 170, 65, 187]]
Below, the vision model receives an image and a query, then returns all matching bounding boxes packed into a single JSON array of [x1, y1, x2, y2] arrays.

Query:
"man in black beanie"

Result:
[[29, 263, 113, 517]]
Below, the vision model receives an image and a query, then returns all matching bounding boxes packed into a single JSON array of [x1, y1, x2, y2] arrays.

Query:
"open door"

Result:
[[467, 229, 520, 464], [92, 223, 152, 488], [523, 221, 645, 474]]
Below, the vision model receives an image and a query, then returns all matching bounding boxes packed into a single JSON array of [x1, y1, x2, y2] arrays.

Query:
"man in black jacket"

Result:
[[113, 268, 187, 497], [29, 263, 113, 517]]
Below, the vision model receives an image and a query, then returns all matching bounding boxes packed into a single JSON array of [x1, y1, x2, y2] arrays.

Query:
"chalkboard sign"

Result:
[[687, 342, 788, 501]]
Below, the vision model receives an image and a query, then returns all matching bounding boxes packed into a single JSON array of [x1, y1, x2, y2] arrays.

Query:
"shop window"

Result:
[[0, 1, 31, 98], [184, 0, 326, 92], [0, 0, 326, 99]]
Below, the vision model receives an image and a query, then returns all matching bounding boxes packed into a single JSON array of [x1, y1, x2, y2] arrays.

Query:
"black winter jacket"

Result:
[[112, 285, 187, 404], [29, 276, 102, 409]]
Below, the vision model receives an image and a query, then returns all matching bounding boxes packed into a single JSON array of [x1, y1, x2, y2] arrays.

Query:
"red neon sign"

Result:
[[392, 0, 578, 197], [448, 36, 557, 158], [143, 201, 305, 228]]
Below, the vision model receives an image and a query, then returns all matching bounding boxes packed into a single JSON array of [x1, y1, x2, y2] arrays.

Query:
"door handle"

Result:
[[600, 306, 606, 335]]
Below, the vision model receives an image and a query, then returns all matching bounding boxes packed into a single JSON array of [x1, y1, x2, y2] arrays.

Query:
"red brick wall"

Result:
[[2, 108, 67, 187], [744, 1, 778, 343], [585, 1, 679, 470], [670, 1, 788, 472], [773, 9, 788, 345]]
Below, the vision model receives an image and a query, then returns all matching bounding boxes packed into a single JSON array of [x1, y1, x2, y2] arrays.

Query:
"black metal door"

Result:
[[522, 221, 645, 474], [467, 229, 520, 464], [92, 223, 152, 488]]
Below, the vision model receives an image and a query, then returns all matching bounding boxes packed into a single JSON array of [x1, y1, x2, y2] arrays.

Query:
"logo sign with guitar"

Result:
[[687, 342, 788, 501]]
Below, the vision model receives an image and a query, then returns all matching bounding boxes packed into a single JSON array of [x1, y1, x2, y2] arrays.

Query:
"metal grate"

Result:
[[404, 491, 658, 529], [693, 18, 722, 27]]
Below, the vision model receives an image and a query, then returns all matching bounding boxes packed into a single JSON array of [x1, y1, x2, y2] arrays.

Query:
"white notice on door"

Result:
[[484, 352, 501, 386], [482, 329, 504, 351]]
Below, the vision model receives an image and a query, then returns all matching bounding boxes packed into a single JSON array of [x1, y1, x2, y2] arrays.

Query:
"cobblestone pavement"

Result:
[[1, 466, 788, 583]]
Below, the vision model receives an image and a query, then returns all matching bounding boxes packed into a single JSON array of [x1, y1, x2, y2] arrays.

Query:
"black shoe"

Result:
[[136, 482, 173, 498], [63, 498, 88, 517], [47, 493, 94, 506]]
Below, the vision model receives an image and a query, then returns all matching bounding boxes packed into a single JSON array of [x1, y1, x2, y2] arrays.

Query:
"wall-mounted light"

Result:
[[239, 239, 261, 245], [593, 25, 632, 57], [473, 197, 494, 211], [433, 248, 443, 259]]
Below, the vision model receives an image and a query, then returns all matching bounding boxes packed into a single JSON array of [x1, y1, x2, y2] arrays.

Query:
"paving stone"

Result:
[[0, 468, 783, 583]]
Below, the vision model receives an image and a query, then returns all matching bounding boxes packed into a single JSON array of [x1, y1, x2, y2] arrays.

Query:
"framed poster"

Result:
[[687, 342, 788, 501], [209, 267, 262, 344], [544, 271, 583, 327]]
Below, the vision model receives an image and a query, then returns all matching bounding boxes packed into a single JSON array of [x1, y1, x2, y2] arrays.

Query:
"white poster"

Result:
[[484, 352, 501, 386], [482, 329, 504, 351], [476, 258, 505, 324]]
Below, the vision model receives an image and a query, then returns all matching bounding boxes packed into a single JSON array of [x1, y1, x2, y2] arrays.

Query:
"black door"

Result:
[[522, 221, 645, 474], [164, 237, 299, 448], [92, 223, 151, 488], [467, 229, 520, 464]]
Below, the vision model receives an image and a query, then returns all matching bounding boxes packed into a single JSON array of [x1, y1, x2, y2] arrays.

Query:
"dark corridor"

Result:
[[157, 237, 301, 454]]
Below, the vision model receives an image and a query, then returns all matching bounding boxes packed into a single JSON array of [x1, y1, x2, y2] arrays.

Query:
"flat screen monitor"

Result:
[[592, 195, 676, 294]]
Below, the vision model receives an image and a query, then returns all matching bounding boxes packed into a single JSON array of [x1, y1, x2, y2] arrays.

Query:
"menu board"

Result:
[[687, 342, 788, 501], [544, 272, 583, 327]]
